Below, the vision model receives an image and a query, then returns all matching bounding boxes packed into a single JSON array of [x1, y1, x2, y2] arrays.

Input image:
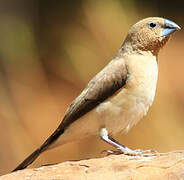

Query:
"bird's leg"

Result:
[[99, 128, 157, 156]]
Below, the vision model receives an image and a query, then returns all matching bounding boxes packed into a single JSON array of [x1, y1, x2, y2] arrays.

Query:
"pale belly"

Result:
[[51, 55, 158, 147]]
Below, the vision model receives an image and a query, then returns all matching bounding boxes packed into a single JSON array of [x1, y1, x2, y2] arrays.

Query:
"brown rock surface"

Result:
[[1, 151, 184, 180]]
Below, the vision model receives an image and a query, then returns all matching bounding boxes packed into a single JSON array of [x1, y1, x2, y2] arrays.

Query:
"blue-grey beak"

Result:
[[162, 19, 181, 37]]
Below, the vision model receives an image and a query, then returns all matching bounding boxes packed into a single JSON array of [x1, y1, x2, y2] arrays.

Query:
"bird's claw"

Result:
[[125, 149, 158, 156], [102, 148, 158, 157], [101, 149, 122, 156]]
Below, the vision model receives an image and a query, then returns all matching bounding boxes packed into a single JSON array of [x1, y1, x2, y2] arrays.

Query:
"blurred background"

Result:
[[0, 0, 183, 175]]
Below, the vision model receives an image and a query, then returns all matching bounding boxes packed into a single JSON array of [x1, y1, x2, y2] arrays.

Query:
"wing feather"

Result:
[[41, 59, 128, 151], [61, 59, 128, 128], [12, 58, 128, 171]]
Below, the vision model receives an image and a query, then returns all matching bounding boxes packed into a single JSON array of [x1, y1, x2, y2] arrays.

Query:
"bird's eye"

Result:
[[148, 22, 158, 29]]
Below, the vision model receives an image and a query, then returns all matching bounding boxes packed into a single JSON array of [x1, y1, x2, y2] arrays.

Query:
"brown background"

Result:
[[0, 0, 184, 175]]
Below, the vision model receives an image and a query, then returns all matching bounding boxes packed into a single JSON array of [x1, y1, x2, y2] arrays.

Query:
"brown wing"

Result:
[[42, 58, 128, 150], [62, 59, 128, 128], [12, 59, 128, 171]]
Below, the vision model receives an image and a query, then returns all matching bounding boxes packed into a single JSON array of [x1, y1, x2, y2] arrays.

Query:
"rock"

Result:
[[1, 151, 184, 180]]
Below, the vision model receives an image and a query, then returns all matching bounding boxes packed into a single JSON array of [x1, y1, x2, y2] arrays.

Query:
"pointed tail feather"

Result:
[[13, 126, 65, 172], [12, 148, 42, 172]]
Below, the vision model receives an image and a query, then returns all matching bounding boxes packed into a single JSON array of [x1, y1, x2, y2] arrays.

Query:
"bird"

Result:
[[13, 17, 181, 172]]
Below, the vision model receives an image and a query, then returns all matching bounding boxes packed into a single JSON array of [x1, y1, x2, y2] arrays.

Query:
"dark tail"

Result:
[[12, 124, 65, 172], [12, 147, 43, 172]]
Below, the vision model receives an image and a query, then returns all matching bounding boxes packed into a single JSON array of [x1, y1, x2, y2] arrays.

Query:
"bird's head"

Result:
[[122, 17, 181, 56]]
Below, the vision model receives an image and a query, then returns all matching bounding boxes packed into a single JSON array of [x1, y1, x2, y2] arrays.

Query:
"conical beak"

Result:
[[161, 19, 181, 37]]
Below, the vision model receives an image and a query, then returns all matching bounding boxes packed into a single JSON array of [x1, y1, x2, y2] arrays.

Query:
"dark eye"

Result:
[[148, 22, 158, 29]]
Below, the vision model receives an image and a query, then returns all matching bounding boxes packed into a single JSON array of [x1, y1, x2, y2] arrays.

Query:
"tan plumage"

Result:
[[13, 17, 180, 171]]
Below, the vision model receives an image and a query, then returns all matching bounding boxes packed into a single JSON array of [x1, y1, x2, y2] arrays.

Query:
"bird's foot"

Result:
[[124, 148, 158, 156], [100, 128, 157, 157], [101, 149, 122, 155], [102, 148, 157, 157]]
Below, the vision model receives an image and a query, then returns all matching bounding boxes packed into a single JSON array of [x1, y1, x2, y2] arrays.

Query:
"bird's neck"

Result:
[[116, 41, 158, 59]]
